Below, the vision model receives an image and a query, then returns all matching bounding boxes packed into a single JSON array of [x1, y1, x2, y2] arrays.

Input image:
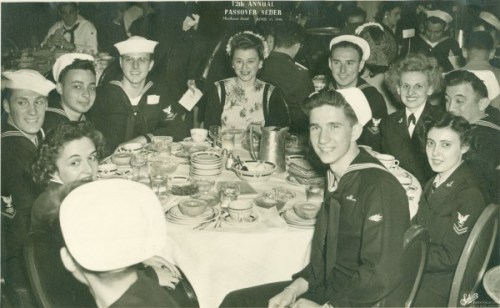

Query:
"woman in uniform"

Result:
[[413, 113, 486, 306]]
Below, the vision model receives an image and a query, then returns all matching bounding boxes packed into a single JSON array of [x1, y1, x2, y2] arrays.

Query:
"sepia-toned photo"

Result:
[[1, 1, 499, 307]]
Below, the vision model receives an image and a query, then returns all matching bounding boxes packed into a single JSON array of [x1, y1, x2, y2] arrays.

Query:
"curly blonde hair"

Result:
[[384, 54, 443, 99]]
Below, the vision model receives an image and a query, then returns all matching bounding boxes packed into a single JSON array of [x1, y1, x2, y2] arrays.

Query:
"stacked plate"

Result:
[[190, 151, 222, 177], [281, 209, 316, 229], [165, 205, 219, 226], [287, 156, 325, 186]]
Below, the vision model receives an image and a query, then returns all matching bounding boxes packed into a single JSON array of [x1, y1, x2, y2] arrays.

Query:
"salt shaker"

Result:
[[226, 153, 235, 170]]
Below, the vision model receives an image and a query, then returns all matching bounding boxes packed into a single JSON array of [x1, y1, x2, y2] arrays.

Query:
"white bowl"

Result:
[[232, 160, 276, 182]]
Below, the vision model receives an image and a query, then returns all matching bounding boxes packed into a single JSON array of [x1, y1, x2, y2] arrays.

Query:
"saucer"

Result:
[[221, 212, 258, 225], [281, 208, 316, 229]]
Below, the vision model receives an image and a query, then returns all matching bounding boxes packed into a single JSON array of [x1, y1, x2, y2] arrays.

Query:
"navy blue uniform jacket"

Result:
[[294, 149, 410, 306]]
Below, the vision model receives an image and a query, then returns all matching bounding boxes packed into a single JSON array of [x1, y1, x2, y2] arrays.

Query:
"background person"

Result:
[[413, 113, 486, 307], [461, 31, 500, 110], [88, 36, 189, 154], [43, 2, 98, 54], [1, 69, 55, 306], [444, 70, 499, 203], [401, 9, 461, 72], [381, 54, 444, 186], [221, 89, 409, 307], [58, 179, 183, 307], [203, 31, 290, 131], [259, 22, 314, 135], [44, 53, 97, 132], [327, 34, 388, 151]]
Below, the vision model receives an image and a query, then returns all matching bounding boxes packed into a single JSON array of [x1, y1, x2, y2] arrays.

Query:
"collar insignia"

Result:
[[368, 214, 383, 222], [446, 181, 454, 188], [398, 118, 403, 124], [346, 195, 357, 202]]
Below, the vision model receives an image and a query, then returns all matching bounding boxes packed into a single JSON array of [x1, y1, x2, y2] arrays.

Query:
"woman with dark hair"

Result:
[[375, 2, 402, 36], [203, 31, 290, 132], [31, 121, 106, 231], [413, 113, 486, 306]]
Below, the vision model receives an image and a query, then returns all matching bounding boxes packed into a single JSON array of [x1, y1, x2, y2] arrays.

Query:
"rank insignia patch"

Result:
[[453, 212, 470, 235]]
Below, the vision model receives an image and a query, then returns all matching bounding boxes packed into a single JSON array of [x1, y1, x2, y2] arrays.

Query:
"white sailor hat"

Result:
[[59, 179, 167, 272], [426, 10, 453, 25], [2, 69, 55, 96], [329, 35, 371, 62], [114, 36, 158, 55], [336, 88, 372, 126], [467, 70, 500, 101], [52, 53, 95, 82], [479, 12, 500, 31]]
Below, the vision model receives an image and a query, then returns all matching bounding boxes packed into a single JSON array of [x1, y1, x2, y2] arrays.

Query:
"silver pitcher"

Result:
[[249, 124, 289, 173]]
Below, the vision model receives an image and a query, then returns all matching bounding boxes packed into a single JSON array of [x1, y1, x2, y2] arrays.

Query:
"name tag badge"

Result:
[[147, 95, 160, 105]]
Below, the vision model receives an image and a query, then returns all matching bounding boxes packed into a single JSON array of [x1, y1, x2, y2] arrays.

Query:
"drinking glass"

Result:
[[131, 154, 147, 182], [220, 182, 240, 208], [221, 131, 235, 151], [152, 136, 173, 156], [149, 162, 168, 197], [209, 125, 222, 147]]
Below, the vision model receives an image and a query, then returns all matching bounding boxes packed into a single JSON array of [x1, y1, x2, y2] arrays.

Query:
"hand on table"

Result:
[[291, 298, 322, 308], [268, 288, 296, 308], [143, 255, 181, 289]]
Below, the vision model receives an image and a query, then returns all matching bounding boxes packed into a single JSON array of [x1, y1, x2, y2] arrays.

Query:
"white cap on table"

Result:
[[114, 36, 158, 55], [52, 53, 95, 82], [2, 69, 55, 96], [59, 179, 167, 272], [329, 35, 370, 62], [336, 88, 372, 126]]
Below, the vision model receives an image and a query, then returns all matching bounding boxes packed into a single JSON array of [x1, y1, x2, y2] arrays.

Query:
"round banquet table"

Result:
[[99, 143, 422, 308]]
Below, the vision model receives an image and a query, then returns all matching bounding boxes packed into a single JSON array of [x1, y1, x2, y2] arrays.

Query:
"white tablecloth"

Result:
[[159, 158, 314, 308]]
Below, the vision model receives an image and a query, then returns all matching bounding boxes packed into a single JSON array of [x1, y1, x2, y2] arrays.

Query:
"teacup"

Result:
[[98, 163, 117, 178], [122, 142, 143, 154], [190, 129, 208, 143], [376, 153, 399, 170], [228, 199, 253, 222]]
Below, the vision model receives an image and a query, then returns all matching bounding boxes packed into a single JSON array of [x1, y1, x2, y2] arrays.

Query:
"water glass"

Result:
[[152, 136, 173, 156], [209, 125, 222, 147], [306, 183, 325, 204], [221, 131, 235, 151], [149, 162, 168, 197], [220, 182, 240, 208], [131, 154, 148, 182]]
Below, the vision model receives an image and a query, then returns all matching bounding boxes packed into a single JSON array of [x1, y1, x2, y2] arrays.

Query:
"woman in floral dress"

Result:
[[203, 31, 290, 132]]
